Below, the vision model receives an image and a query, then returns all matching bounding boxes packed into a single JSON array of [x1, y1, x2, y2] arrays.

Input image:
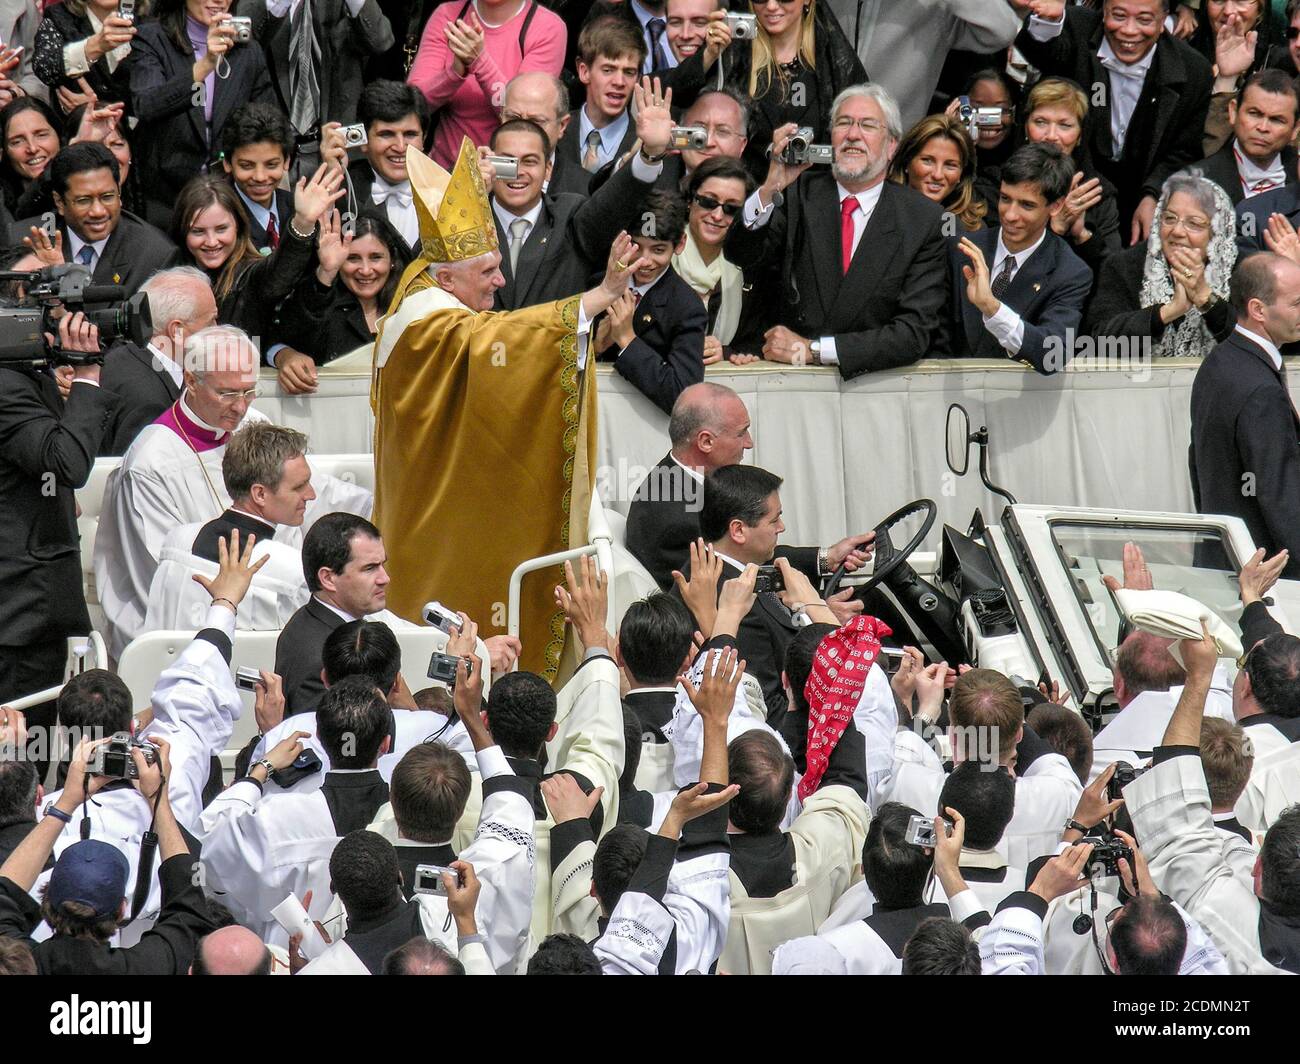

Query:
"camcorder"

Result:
[[725, 11, 757, 39], [88, 731, 158, 780], [0, 263, 152, 367], [413, 863, 461, 896], [671, 126, 708, 151], [779, 127, 832, 166], [220, 15, 253, 42], [754, 564, 785, 595], [1079, 831, 1134, 879]]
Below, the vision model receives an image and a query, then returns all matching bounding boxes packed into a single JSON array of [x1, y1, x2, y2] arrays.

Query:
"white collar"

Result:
[[631, 269, 668, 298], [1097, 35, 1158, 77], [179, 392, 230, 438], [314, 595, 360, 623], [1211, 811, 1242, 824], [835, 181, 884, 212], [229, 506, 276, 530], [669, 453, 704, 483], [372, 172, 412, 195], [147, 341, 182, 386], [629, 685, 679, 695], [492, 196, 544, 232], [1235, 323, 1284, 370], [995, 226, 1047, 270], [710, 547, 748, 571], [1234, 139, 1286, 186]]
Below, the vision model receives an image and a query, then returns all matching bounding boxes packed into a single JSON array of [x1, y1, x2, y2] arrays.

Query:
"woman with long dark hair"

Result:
[[273, 211, 412, 393], [130, 0, 272, 228], [170, 166, 344, 342], [887, 113, 987, 234], [0, 96, 61, 214]]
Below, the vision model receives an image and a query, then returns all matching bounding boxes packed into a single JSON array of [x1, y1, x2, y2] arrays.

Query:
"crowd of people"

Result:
[[1, 0, 1300, 978]]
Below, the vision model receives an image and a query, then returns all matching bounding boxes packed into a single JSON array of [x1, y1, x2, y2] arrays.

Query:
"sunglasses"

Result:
[[692, 192, 741, 217]]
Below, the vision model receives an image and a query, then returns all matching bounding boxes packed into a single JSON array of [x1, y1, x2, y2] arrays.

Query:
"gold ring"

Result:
[[615, 260, 629, 270]]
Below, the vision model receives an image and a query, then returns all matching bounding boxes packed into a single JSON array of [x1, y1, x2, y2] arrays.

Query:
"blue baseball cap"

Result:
[[47, 840, 130, 919]]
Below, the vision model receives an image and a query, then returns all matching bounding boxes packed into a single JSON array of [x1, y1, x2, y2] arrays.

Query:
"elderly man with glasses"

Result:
[[95, 325, 373, 658], [725, 83, 949, 379]]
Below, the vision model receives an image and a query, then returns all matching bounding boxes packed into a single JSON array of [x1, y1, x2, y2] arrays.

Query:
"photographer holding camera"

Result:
[[0, 734, 218, 974], [0, 299, 112, 776]]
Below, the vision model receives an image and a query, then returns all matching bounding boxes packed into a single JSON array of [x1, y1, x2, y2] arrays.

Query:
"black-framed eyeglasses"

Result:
[[692, 193, 741, 217]]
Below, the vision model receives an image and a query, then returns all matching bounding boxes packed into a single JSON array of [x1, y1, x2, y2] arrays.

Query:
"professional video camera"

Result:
[[0, 263, 151, 366]]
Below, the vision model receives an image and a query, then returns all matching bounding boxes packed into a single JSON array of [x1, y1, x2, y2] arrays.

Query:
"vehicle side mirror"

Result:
[[946, 403, 971, 477]]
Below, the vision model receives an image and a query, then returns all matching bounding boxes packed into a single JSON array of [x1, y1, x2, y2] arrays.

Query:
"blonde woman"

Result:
[[720, 0, 865, 180]]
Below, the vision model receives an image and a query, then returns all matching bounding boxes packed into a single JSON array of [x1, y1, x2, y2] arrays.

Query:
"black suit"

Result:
[[624, 688, 676, 741], [493, 158, 651, 310], [1238, 184, 1300, 255], [129, 20, 276, 222], [626, 453, 821, 592], [98, 340, 181, 457], [1014, 10, 1212, 227], [1190, 328, 1300, 578], [345, 160, 419, 258], [1192, 138, 1299, 208], [192, 509, 276, 563], [0, 371, 115, 771], [938, 226, 1092, 374], [599, 268, 706, 414], [554, 107, 638, 186], [277, 279, 375, 365], [727, 175, 948, 379], [61, 212, 178, 297], [242, 188, 296, 254], [235, 0, 394, 127], [275, 597, 348, 715]]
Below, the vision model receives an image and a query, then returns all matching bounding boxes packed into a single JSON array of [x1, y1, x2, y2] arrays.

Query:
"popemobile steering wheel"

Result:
[[824, 498, 937, 600]]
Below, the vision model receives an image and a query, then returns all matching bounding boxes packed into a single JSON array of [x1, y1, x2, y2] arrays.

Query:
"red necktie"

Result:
[[840, 195, 859, 274], [266, 212, 279, 250]]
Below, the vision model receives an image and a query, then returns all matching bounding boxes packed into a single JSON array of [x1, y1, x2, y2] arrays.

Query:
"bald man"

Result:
[[625, 382, 753, 588], [191, 926, 273, 975]]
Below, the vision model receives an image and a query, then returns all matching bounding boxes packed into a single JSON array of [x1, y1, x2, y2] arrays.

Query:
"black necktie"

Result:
[[991, 255, 1016, 300]]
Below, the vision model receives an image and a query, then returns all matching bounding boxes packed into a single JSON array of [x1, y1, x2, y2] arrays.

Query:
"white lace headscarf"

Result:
[[1139, 173, 1236, 358]]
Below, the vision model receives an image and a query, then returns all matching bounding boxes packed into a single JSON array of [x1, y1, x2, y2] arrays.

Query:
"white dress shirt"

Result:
[[1234, 140, 1288, 200], [1235, 323, 1283, 370], [371, 172, 419, 249], [1028, 12, 1156, 158], [981, 227, 1048, 357], [147, 342, 183, 388]]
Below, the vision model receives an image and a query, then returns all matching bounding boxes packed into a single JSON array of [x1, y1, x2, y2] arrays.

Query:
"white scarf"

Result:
[[672, 230, 743, 345]]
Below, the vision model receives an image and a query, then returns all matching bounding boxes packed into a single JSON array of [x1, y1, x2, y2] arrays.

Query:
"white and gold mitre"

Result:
[[407, 137, 499, 264]]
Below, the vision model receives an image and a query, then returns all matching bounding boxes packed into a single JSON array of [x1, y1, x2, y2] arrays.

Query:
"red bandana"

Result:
[[798, 615, 892, 802]]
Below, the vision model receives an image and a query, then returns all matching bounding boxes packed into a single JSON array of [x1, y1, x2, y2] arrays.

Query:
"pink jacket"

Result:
[[408, 0, 566, 168]]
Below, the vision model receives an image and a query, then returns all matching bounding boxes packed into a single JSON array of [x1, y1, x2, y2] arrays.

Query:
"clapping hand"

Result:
[[191, 529, 269, 609], [445, 12, 485, 75]]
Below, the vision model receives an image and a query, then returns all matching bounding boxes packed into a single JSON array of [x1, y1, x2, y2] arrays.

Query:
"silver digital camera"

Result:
[[413, 863, 460, 895], [221, 16, 253, 42], [725, 12, 757, 39], [671, 126, 708, 151], [904, 814, 951, 848], [341, 123, 368, 148], [88, 731, 158, 780], [117, 0, 135, 21], [488, 155, 519, 180], [957, 96, 1004, 129]]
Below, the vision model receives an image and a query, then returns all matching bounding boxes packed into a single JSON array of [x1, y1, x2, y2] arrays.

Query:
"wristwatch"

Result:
[[639, 146, 668, 164], [1065, 818, 1090, 835], [254, 758, 275, 777], [808, 339, 822, 365]]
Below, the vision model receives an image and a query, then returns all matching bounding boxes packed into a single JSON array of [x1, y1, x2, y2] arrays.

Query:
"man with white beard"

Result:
[[94, 326, 373, 657]]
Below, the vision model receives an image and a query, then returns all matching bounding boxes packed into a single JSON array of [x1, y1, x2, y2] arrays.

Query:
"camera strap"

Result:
[[123, 783, 165, 928]]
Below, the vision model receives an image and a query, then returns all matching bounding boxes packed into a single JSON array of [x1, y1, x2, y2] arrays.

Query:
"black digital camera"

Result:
[[1107, 761, 1148, 802], [88, 731, 158, 780], [1079, 831, 1134, 879]]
